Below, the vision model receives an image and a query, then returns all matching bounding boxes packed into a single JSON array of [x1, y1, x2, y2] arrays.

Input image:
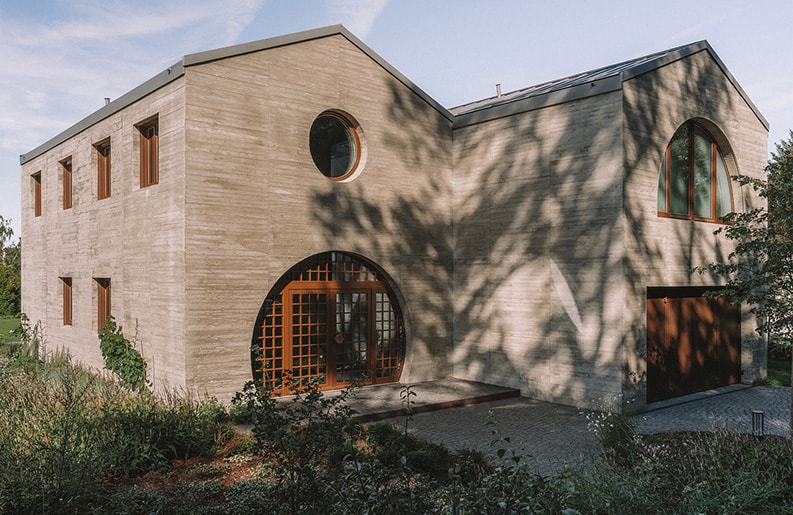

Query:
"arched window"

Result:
[[251, 252, 405, 395], [657, 122, 733, 222]]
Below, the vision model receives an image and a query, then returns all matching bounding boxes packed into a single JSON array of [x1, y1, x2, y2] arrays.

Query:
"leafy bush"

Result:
[[366, 420, 454, 475], [224, 480, 280, 513], [98, 316, 147, 391], [233, 377, 359, 512]]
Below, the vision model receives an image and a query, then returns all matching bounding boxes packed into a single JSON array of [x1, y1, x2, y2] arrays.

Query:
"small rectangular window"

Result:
[[95, 277, 111, 329], [61, 277, 73, 325], [61, 157, 72, 210], [137, 118, 158, 188], [32, 172, 42, 217], [95, 139, 111, 200]]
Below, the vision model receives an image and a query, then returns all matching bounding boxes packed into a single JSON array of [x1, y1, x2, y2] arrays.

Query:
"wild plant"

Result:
[[233, 376, 360, 512], [0, 362, 109, 512], [444, 410, 570, 514], [98, 315, 147, 391]]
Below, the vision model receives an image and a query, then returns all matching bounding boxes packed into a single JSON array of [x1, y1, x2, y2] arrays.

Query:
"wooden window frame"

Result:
[[95, 139, 111, 200], [61, 157, 72, 210], [95, 278, 111, 330], [657, 121, 734, 224], [61, 277, 73, 325], [137, 118, 159, 188], [32, 172, 42, 217]]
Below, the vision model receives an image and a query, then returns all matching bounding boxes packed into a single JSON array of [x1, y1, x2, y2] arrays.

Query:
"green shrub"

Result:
[[98, 316, 147, 391], [234, 377, 359, 512], [366, 421, 454, 476], [0, 353, 235, 513], [96, 389, 233, 477], [563, 431, 793, 513], [0, 363, 110, 513], [588, 410, 642, 468]]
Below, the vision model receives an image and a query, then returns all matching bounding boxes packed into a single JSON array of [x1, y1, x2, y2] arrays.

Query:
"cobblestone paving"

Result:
[[398, 397, 599, 476], [387, 385, 791, 477], [634, 385, 791, 437]]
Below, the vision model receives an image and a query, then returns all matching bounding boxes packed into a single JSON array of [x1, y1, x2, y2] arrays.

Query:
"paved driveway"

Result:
[[396, 385, 791, 476]]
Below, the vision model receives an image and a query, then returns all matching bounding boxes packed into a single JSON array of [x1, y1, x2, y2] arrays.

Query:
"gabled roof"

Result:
[[20, 25, 453, 165], [20, 33, 767, 165], [451, 40, 768, 130]]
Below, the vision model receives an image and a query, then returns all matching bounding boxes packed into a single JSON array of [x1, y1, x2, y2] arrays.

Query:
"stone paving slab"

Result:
[[346, 379, 520, 423]]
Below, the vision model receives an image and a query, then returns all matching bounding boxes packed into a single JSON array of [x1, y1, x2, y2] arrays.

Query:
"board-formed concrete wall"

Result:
[[452, 48, 768, 412], [452, 90, 626, 410], [20, 29, 767, 410], [179, 34, 455, 400], [621, 49, 769, 410], [21, 79, 188, 388], [21, 33, 455, 401]]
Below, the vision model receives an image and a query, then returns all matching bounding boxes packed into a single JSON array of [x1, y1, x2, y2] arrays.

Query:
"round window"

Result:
[[309, 112, 361, 180]]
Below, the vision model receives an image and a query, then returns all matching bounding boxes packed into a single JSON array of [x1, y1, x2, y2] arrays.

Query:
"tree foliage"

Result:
[[0, 216, 20, 317], [697, 131, 793, 353]]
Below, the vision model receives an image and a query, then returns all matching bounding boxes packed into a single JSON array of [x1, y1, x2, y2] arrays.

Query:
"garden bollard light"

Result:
[[751, 409, 764, 437]]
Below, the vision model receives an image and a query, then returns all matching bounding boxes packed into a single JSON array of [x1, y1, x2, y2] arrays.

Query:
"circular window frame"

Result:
[[309, 110, 365, 182]]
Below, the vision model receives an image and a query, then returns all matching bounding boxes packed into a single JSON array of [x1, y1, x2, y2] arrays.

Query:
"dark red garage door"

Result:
[[647, 287, 740, 403]]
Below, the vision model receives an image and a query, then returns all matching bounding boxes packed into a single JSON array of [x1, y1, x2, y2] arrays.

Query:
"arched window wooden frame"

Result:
[[657, 121, 734, 223], [251, 252, 406, 395]]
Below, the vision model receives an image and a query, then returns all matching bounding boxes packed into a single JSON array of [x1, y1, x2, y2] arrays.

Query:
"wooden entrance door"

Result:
[[254, 253, 405, 395], [284, 288, 372, 390], [647, 288, 740, 403]]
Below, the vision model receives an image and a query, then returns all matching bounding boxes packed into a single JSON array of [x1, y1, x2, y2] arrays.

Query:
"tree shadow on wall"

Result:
[[311, 49, 741, 410]]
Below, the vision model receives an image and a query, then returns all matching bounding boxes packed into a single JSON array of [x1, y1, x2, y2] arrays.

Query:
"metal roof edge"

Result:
[[21, 25, 454, 165], [453, 75, 623, 129], [622, 40, 769, 130], [182, 24, 347, 66], [704, 42, 769, 130], [183, 24, 454, 122], [20, 61, 185, 165]]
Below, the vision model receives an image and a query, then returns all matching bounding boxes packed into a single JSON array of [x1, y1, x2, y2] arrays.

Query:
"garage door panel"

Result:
[[647, 290, 740, 403]]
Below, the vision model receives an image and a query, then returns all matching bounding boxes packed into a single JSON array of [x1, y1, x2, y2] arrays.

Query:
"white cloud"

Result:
[[0, 0, 265, 238], [326, 0, 387, 37]]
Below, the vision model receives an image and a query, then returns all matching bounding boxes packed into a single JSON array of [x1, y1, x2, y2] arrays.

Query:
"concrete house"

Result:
[[20, 26, 768, 412]]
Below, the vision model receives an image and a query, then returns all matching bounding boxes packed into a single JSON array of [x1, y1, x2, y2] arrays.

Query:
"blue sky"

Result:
[[1, 0, 791, 241]]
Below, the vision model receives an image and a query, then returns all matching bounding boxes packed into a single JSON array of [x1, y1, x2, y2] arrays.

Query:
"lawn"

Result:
[[768, 358, 791, 386], [0, 316, 20, 345]]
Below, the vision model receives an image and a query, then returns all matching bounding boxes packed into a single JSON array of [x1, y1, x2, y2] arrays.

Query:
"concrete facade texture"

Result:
[[20, 26, 768, 412]]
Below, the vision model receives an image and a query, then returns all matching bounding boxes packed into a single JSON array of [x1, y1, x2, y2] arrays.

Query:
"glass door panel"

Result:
[[334, 292, 369, 383]]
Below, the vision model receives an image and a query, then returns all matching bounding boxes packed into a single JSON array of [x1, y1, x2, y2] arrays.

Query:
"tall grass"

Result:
[[767, 358, 791, 386], [0, 352, 234, 514], [3, 342, 793, 513]]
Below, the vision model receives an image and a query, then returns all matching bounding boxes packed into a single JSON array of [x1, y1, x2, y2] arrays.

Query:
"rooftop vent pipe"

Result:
[[496, 83, 502, 97]]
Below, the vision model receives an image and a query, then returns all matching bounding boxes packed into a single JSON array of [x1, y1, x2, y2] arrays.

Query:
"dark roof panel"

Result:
[[452, 40, 768, 130]]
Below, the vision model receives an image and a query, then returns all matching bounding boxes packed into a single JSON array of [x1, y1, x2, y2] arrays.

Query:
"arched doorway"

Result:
[[252, 252, 406, 395]]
